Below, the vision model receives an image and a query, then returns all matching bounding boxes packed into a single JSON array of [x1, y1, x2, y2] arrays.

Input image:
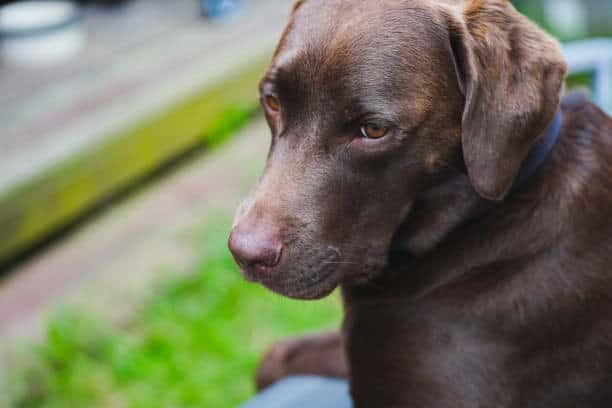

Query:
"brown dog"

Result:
[[228, 0, 612, 406]]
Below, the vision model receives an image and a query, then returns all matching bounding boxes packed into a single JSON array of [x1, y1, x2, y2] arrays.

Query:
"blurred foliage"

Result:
[[566, 71, 593, 90], [7, 220, 342, 408], [513, 0, 612, 40]]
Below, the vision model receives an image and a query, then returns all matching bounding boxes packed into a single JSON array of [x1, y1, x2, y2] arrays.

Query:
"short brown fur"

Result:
[[229, 1, 612, 406]]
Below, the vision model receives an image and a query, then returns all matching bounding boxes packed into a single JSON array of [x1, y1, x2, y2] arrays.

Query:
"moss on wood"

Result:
[[0, 59, 269, 264]]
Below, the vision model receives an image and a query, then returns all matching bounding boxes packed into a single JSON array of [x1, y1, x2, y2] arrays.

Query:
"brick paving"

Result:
[[0, 116, 269, 343]]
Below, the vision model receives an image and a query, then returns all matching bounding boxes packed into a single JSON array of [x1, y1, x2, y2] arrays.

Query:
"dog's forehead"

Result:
[[271, 0, 445, 79]]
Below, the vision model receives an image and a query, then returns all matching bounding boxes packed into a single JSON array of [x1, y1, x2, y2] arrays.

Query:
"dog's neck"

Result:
[[390, 172, 487, 256], [508, 110, 564, 194], [391, 110, 564, 257]]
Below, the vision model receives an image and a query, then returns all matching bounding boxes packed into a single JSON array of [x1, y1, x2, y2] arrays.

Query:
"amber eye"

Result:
[[360, 123, 389, 139], [264, 95, 281, 112]]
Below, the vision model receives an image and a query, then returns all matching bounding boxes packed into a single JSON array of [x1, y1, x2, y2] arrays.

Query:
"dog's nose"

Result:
[[228, 224, 283, 273]]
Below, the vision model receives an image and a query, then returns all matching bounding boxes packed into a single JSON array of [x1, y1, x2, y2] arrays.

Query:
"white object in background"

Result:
[[544, 0, 587, 39], [563, 38, 612, 115], [0, 1, 84, 67]]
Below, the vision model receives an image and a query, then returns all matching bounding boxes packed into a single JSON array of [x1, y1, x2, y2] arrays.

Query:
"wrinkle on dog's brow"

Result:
[[291, 0, 305, 14]]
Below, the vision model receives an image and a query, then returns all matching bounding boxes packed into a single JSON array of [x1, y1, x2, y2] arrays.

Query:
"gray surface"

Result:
[[240, 376, 352, 408], [0, 0, 291, 193]]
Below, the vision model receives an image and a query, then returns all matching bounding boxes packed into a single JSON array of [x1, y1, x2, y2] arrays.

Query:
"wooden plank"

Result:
[[0, 59, 268, 264]]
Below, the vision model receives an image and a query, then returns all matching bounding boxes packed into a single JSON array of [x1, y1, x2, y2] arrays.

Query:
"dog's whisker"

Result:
[[321, 261, 358, 265]]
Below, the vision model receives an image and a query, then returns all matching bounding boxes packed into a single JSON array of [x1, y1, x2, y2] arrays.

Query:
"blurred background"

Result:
[[0, 1, 610, 407]]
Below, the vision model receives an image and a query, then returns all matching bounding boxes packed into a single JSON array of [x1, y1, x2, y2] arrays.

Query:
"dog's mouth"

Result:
[[259, 267, 340, 300], [237, 241, 389, 300], [238, 245, 345, 300]]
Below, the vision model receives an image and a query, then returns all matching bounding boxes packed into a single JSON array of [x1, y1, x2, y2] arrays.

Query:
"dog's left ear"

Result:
[[443, 0, 567, 200]]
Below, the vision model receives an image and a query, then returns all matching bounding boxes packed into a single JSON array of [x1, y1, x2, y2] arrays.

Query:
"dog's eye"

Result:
[[360, 123, 389, 139], [264, 95, 281, 113]]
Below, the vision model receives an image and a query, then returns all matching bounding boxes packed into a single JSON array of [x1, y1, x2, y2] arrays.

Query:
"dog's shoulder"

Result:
[[561, 90, 612, 131], [561, 89, 591, 112]]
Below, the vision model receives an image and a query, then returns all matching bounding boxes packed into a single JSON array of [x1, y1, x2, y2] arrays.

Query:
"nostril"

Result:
[[247, 241, 283, 269], [228, 228, 283, 272], [258, 243, 283, 268]]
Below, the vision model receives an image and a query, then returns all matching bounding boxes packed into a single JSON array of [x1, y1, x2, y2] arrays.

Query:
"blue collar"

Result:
[[510, 110, 564, 194]]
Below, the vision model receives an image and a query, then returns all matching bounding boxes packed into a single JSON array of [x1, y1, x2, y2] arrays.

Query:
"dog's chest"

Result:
[[342, 289, 612, 408], [342, 298, 513, 407]]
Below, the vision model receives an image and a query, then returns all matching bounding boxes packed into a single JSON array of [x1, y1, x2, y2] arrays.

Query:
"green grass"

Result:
[[6, 220, 342, 408]]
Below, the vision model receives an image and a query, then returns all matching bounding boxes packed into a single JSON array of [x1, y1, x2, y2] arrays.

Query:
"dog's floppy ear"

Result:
[[444, 0, 567, 200]]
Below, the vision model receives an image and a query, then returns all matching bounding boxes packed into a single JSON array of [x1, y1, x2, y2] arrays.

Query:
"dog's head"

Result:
[[229, 0, 566, 299]]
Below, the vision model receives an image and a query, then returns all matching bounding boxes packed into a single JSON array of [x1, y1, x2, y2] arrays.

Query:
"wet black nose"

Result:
[[228, 224, 283, 274]]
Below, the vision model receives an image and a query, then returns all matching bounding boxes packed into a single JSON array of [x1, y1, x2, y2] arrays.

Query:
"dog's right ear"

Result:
[[441, 0, 567, 201]]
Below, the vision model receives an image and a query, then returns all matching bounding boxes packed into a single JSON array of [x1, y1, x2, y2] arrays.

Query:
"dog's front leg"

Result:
[[255, 331, 348, 390]]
